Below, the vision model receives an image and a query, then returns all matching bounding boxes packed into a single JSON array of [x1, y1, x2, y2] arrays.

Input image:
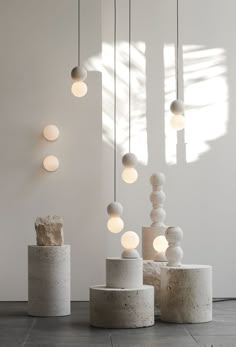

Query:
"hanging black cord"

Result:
[[78, 0, 80, 66], [114, 0, 117, 201], [128, 0, 131, 153], [176, 0, 179, 100]]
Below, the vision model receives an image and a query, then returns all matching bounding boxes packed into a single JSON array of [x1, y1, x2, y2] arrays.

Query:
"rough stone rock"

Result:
[[35, 215, 64, 246]]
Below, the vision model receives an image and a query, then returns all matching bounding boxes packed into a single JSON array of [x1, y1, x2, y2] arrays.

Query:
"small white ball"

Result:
[[150, 191, 166, 207], [170, 99, 184, 115], [107, 216, 124, 233], [170, 114, 185, 131], [71, 81, 88, 97], [150, 208, 166, 223], [122, 167, 138, 184], [107, 202, 123, 216], [43, 125, 60, 141], [165, 226, 183, 243], [71, 66, 87, 81], [122, 153, 137, 168], [150, 173, 165, 187], [166, 246, 183, 266], [43, 155, 59, 172], [121, 231, 139, 249]]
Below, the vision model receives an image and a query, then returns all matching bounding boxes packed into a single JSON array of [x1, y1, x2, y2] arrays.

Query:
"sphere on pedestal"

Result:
[[121, 248, 140, 259], [71, 81, 88, 97], [150, 173, 165, 187], [107, 216, 124, 233], [170, 114, 185, 131], [153, 235, 168, 253], [122, 153, 137, 168], [122, 167, 138, 184], [121, 231, 139, 249], [170, 99, 184, 115], [71, 66, 87, 81], [107, 202, 123, 217]]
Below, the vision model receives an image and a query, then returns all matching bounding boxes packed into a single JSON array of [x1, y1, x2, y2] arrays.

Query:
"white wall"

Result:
[[0, 0, 235, 300]]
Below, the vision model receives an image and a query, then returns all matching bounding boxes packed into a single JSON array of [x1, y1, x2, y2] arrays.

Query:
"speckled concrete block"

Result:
[[90, 285, 154, 328], [160, 265, 212, 323], [106, 257, 143, 289], [143, 260, 167, 313], [28, 245, 71, 316]]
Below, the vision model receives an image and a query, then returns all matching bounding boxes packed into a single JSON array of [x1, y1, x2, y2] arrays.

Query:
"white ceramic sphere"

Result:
[[121, 231, 139, 249], [153, 235, 168, 253], [71, 66, 87, 81], [165, 226, 183, 244], [170, 114, 185, 131], [121, 248, 140, 259], [122, 167, 138, 184], [122, 153, 137, 168], [71, 81, 88, 97], [170, 99, 184, 115], [107, 216, 124, 233], [43, 125, 60, 141], [150, 173, 165, 187], [107, 202, 123, 217], [150, 191, 166, 206], [43, 155, 59, 172], [150, 207, 166, 223], [165, 246, 183, 266]]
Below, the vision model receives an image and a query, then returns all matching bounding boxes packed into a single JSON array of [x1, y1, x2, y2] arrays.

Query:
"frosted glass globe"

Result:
[[170, 114, 185, 131], [107, 216, 124, 233], [71, 81, 88, 97], [122, 167, 138, 184], [121, 231, 139, 249], [43, 155, 59, 172], [153, 235, 168, 253], [43, 125, 60, 141]]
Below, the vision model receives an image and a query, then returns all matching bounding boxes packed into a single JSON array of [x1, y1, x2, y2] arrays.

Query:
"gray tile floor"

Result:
[[0, 301, 236, 346]]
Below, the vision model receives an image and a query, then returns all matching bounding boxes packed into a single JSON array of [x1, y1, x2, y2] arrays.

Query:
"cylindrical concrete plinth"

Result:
[[160, 265, 212, 323], [142, 226, 167, 261], [28, 245, 71, 316], [90, 285, 154, 328], [106, 257, 143, 289], [143, 260, 167, 313]]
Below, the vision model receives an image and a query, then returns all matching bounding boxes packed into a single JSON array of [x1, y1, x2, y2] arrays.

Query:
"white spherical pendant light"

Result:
[[170, 114, 185, 131], [107, 202, 124, 233], [43, 125, 60, 141], [43, 155, 59, 172], [71, 81, 88, 98], [121, 153, 138, 184]]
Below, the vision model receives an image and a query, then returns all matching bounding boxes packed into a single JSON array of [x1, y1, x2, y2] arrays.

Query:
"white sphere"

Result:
[[150, 173, 165, 187], [165, 226, 183, 243], [107, 216, 124, 233], [153, 235, 168, 253], [43, 125, 60, 141], [150, 207, 166, 223], [71, 81, 88, 97], [71, 66, 87, 81], [121, 231, 139, 249], [170, 114, 185, 131], [166, 246, 183, 266], [122, 167, 138, 184], [122, 152, 137, 168], [121, 248, 139, 259], [107, 201, 123, 216], [170, 99, 184, 115], [43, 155, 59, 172], [150, 191, 166, 207]]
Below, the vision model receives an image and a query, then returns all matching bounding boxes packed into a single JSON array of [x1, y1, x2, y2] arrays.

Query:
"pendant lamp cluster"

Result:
[[71, 0, 88, 97], [106, 0, 139, 259], [169, 0, 185, 131]]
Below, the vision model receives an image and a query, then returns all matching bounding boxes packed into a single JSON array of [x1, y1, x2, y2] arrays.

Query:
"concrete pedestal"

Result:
[[90, 285, 154, 328], [106, 257, 143, 289], [160, 265, 212, 323], [28, 245, 71, 316], [143, 260, 167, 313], [142, 226, 167, 261]]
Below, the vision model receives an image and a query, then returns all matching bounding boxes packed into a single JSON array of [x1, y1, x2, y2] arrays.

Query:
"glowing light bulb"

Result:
[[121, 231, 139, 249], [43, 125, 60, 141], [43, 155, 59, 172], [153, 235, 168, 253], [71, 81, 87, 97], [170, 114, 185, 131], [107, 216, 124, 233], [122, 167, 138, 184]]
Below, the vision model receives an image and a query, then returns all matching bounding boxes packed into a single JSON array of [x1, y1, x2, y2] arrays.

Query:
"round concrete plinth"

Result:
[[160, 265, 212, 323], [28, 245, 71, 316], [143, 260, 167, 313], [90, 285, 154, 328], [142, 226, 167, 261], [106, 257, 143, 289]]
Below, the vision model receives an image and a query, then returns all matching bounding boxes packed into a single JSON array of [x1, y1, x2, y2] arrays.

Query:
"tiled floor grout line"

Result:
[[184, 326, 201, 346], [21, 317, 37, 346]]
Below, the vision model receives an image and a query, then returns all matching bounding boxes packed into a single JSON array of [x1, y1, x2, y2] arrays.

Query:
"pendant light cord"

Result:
[[114, 0, 117, 202], [128, 0, 131, 153], [78, 0, 80, 66], [176, 0, 179, 100]]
